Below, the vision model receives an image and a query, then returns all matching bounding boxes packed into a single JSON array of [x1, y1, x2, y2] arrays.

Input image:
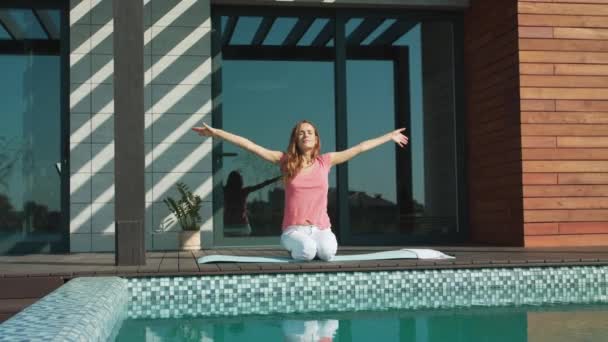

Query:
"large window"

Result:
[[212, 7, 464, 246], [0, 3, 68, 254]]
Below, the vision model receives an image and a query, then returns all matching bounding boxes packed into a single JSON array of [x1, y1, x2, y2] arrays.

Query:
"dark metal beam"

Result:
[[59, 3, 70, 253], [251, 17, 274, 46], [393, 47, 412, 232], [33, 9, 60, 40], [113, 0, 146, 266], [370, 21, 417, 46], [224, 45, 333, 61], [221, 16, 237, 46], [282, 17, 314, 46], [0, 19, 15, 40], [0, 10, 24, 40], [0, 0, 64, 9], [311, 19, 333, 47], [0, 39, 59, 54], [334, 13, 349, 245], [32, 9, 50, 40], [222, 45, 398, 61], [347, 18, 384, 46]]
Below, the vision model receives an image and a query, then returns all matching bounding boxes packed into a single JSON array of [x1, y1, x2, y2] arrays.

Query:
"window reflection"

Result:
[[114, 306, 608, 342], [220, 60, 336, 238], [346, 17, 458, 239], [215, 13, 336, 240], [0, 6, 65, 254], [214, 10, 461, 244]]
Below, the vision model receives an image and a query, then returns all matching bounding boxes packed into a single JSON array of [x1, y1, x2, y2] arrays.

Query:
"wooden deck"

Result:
[[2, 246, 608, 278]]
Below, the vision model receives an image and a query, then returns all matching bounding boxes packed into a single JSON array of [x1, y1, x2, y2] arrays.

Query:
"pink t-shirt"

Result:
[[281, 153, 333, 230]]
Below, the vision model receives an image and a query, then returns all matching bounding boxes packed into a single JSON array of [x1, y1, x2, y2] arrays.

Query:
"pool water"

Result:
[[113, 304, 608, 341]]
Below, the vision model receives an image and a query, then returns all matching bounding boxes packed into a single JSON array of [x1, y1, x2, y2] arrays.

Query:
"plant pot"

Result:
[[179, 230, 200, 250]]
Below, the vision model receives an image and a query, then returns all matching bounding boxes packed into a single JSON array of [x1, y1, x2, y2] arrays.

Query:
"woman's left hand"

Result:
[[389, 128, 409, 148]]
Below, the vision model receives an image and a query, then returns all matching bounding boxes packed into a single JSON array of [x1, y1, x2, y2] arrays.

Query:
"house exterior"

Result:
[[0, 0, 607, 255]]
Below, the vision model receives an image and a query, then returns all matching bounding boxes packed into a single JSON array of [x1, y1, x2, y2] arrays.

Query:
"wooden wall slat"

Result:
[[521, 99, 556, 111], [523, 161, 608, 172], [519, 2, 608, 16], [558, 172, 608, 184], [522, 148, 608, 160], [521, 88, 608, 100], [519, 14, 608, 28], [525, 209, 608, 222], [520, 63, 554, 75], [522, 111, 608, 123], [554, 64, 608, 76], [522, 136, 557, 147], [524, 197, 608, 209], [519, 26, 554, 38], [521, 123, 608, 135], [523, 184, 608, 197], [523, 173, 559, 185], [559, 222, 608, 234], [520, 75, 608, 88], [555, 100, 608, 111], [551, 0, 608, 4], [525, 234, 608, 247], [520, 51, 608, 64], [554, 27, 608, 40], [525, 223, 559, 235], [557, 137, 608, 147], [519, 38, 608, 52]]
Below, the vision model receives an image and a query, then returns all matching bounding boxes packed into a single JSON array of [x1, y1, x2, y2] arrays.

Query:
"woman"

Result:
[[223, 170, 281, 236], [192, 120, 408, 261]]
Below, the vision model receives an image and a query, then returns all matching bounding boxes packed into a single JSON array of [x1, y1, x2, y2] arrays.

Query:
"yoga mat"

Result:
[[197, 249, 453, 264]]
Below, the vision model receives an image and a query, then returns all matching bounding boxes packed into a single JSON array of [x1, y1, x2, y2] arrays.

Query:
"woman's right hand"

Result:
[[192, 123, 216, 137]]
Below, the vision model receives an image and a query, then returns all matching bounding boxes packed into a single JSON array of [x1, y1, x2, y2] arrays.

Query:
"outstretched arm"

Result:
[[330, 128, 408, 166], [192, 123, 283, 164], [244, 175, 282, 194]]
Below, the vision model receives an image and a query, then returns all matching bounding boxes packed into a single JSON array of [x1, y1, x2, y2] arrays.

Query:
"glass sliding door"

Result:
[[343, 16, 461, 244], [0, 2, 68, 254], [212, 10, 336, 246], [211, 7, 465, 247]]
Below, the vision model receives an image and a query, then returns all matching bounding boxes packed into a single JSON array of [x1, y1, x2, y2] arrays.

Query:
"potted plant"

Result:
[[163, 182, 202, 250]]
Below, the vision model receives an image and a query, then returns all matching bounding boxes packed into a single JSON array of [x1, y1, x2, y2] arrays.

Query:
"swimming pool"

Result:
[[114, 304, 608, 341], [1, 266, 607, 341]]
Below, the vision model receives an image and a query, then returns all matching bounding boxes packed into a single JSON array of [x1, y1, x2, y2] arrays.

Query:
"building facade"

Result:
[[0, 0, 607, 254]]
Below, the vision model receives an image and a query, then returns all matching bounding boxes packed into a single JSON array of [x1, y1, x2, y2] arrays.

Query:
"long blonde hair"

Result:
[[281, 120, 321, 181]]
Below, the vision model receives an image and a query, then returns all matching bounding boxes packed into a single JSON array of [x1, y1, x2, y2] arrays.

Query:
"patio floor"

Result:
[[2, 246, 608, 278]]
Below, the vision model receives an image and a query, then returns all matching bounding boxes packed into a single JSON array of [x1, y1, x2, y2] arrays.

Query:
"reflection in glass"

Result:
[[216, 14, 336, 240], [346, 17, 458, 239], [346, 60, 398, 235], [220, 60, 336, 238], [0, 25, 9, 39], [0, 7, 65, 254], [214, 11, 462, 244], [114, 305, 608, 341], [3, 9, 48, 39], [223, 170, 281, 237], [282, 319, 339, 342]]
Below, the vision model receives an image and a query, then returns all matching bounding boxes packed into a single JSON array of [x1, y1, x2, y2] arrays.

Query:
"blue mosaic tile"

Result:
[[127, 266, 608, 319], [0, 277, 128, 342]]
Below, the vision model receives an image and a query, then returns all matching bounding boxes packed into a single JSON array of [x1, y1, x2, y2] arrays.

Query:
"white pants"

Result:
[[280, 225, 338, 261], [282, 319, 339, 342]]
